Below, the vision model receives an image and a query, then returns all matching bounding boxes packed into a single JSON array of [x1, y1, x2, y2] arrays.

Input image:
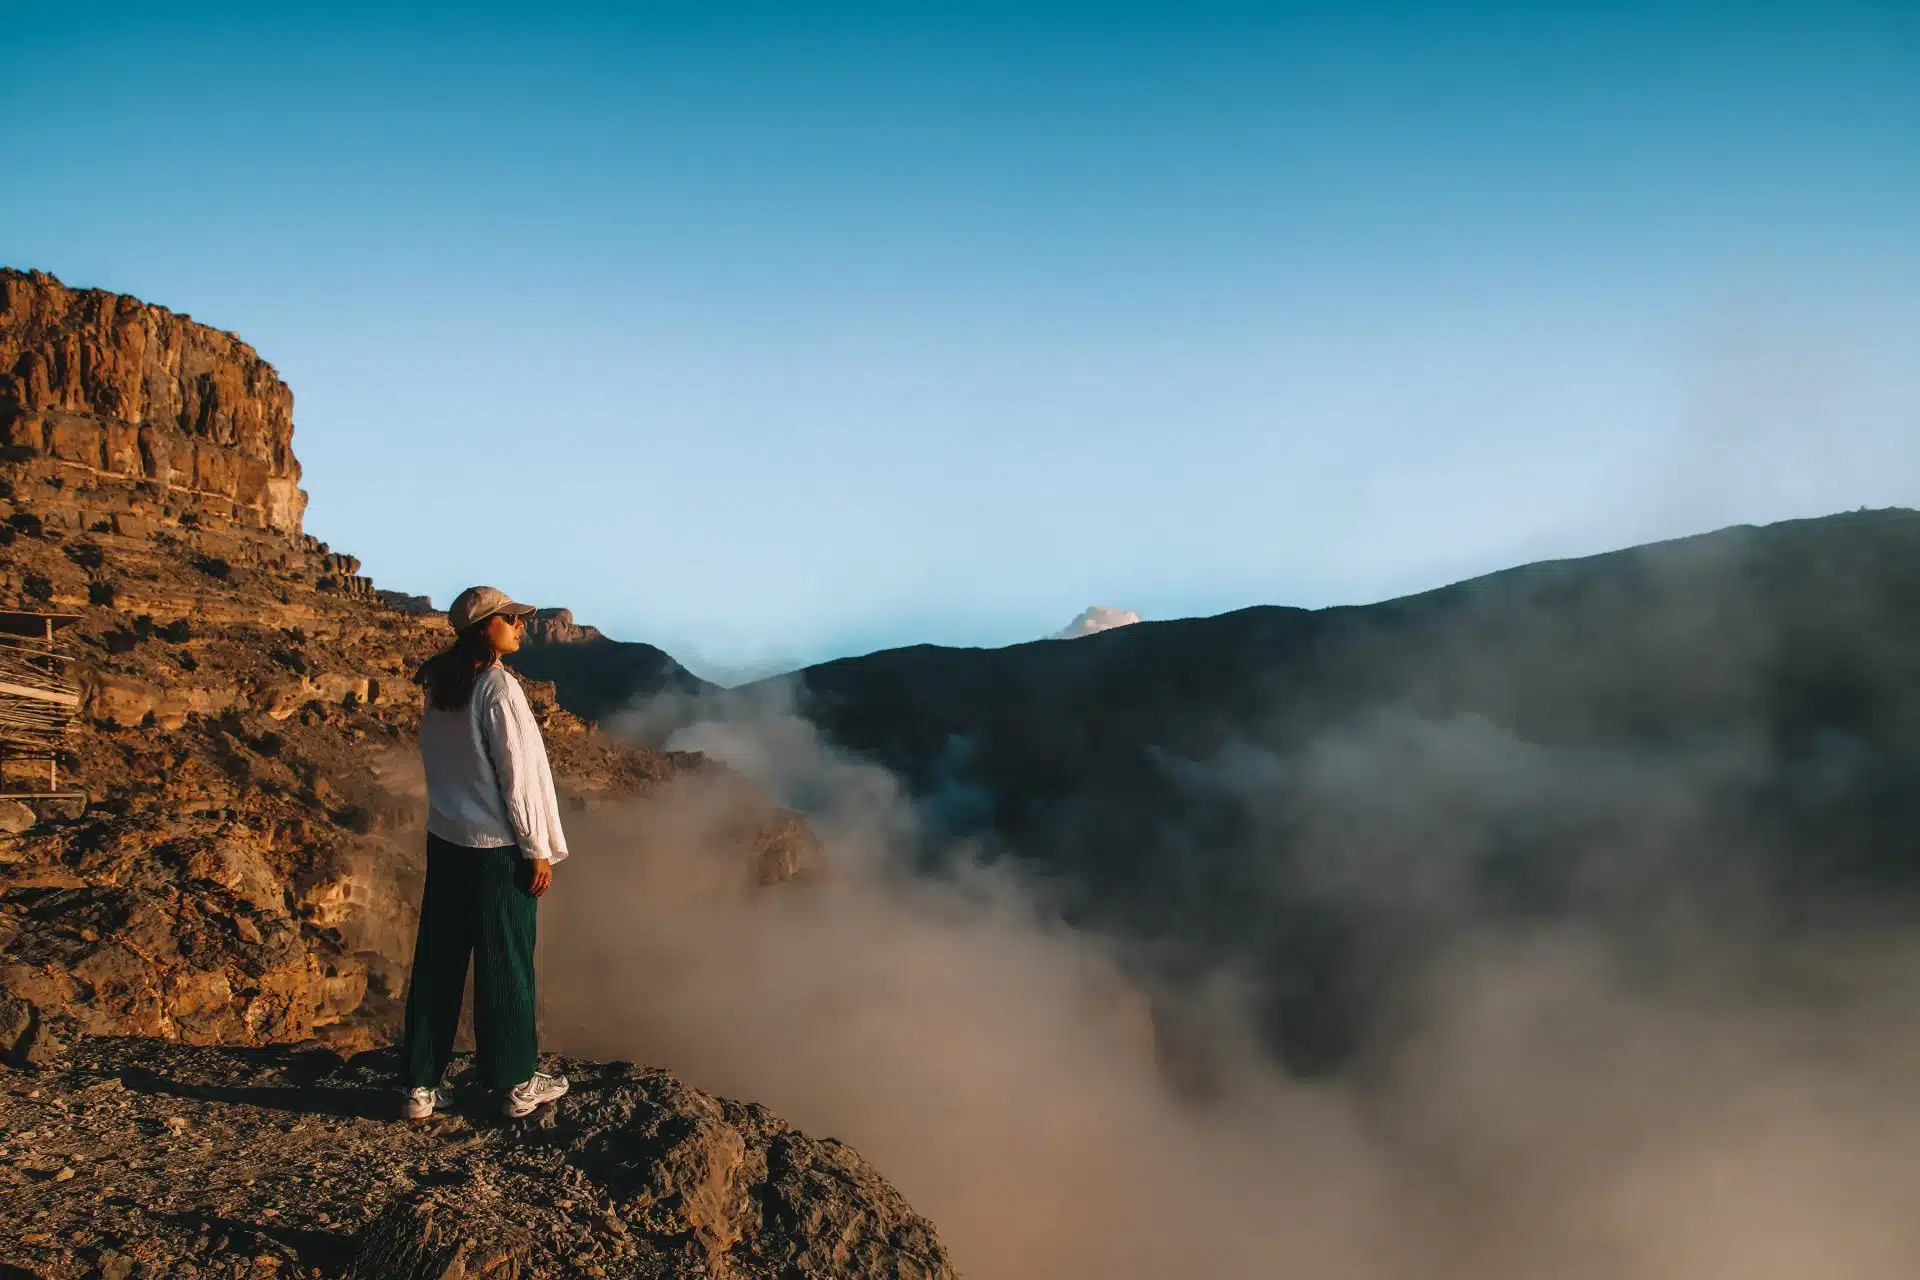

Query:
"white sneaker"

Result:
[[403, 1086, 457, 1121], [501, 1071, 569, 1118]]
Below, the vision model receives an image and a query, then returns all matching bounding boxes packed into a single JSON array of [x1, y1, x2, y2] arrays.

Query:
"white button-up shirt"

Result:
[[420, 664, 570, 862]]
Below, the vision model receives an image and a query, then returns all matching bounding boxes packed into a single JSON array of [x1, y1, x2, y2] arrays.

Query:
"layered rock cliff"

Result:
[[1, 269, 306, 542], [527, 608, 607, 646]]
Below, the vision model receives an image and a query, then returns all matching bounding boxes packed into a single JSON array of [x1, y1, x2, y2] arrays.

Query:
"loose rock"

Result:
[[0, 800, 36, 834]]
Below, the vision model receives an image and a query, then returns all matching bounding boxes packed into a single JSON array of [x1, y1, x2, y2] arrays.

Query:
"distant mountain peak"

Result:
[[1050, 605, 1142, 640], [527, 607, 607, 646]]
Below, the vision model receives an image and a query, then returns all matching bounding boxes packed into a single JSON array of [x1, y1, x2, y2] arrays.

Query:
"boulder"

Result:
[[152, 682, 245, 729], [88, 673, 159, 727], [183, 834, 286, 915], [0, 799, 37, 834], [312, 671, 372, 705], [258, 673, 371, 719], [0, 962, 83, 1010], [69, 943, 167, 1036], [259, 678, 309, 719], [0, 991, 32, 1063], [345, 1186, 535, 1280], [543, 1064, 957, 1279], [752, 811, 824, 886], [0, 990, 68, 1067]]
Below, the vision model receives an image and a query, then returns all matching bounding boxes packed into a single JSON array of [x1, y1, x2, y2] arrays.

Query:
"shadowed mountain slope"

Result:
[[763, 509, 1920, 1070], [508, 624, 717, 728]]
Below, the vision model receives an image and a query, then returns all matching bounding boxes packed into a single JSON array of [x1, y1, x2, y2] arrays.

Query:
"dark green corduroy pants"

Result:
[[402, 835, 539, 1091]]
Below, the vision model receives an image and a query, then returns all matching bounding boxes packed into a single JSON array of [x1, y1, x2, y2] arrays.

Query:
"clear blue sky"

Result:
[[4, 1, 1916, 680]]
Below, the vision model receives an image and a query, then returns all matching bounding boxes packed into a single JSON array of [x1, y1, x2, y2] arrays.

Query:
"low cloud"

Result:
[[533, 692, 1920, 1278]]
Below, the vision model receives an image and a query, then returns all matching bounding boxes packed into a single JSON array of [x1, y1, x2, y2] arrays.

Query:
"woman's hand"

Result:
[[528, 858, 553, 897]]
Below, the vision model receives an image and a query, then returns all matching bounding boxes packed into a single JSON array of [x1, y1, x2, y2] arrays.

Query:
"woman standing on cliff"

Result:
[[401, 585, 570, 1120]]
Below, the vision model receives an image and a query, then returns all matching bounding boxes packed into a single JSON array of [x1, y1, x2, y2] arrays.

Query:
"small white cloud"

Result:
[[1049, 605, 1142, 640]]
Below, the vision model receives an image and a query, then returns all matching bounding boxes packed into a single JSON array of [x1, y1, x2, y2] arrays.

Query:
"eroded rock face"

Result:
[[0, 268, 306, 537], [0, 828, 333, 1049], [526, 607, 606, 646]]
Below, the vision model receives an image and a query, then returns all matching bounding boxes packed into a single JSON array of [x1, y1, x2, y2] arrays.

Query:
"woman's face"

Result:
[[483, 611, 527, 656]]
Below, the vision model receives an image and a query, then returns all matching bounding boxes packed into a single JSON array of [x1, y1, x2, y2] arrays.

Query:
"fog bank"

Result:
[[536, 698, 1920, 1278]]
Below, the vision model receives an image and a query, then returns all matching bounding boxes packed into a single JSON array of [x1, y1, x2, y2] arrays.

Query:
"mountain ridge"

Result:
[[746, 505, 1920, 1070]]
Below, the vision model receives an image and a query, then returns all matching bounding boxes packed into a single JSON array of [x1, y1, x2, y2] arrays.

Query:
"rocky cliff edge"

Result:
[[1, 1038, 955, 1279]]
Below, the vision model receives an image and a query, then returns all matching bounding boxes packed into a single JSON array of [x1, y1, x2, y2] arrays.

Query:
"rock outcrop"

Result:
[[1, 268, 306, 540], [527, 607, 606, 646], [1, 1038, 956, 1279]]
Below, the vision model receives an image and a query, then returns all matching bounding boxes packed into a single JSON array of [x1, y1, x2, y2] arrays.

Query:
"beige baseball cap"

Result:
[[447, 585, 537, 633]]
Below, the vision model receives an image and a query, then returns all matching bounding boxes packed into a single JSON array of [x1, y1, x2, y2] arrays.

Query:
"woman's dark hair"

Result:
[[414, 621, 499, 710]]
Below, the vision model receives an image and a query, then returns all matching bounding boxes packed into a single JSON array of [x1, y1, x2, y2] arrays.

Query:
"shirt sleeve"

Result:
[[478, 672, 571, 863]]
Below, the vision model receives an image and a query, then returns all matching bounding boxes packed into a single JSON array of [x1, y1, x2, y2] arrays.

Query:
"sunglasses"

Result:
[[490, 612, 527, 629]]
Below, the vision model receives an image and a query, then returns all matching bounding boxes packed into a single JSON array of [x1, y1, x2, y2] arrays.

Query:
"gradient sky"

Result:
[[4, 1, 1916, 680]]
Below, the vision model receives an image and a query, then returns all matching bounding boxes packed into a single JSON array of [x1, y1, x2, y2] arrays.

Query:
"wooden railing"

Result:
[[0, 611, 84, 798]]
